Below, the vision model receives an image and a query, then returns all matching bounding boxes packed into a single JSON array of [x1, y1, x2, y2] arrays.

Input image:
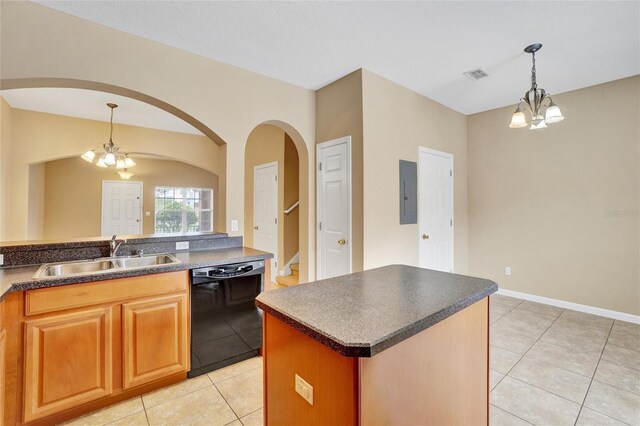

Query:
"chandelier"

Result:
[[509, 44, 564, 130], [81, 103, 136, 174]]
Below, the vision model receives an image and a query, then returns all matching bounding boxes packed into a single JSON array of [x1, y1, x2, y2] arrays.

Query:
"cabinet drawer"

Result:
[[25, 271, 189, 316]]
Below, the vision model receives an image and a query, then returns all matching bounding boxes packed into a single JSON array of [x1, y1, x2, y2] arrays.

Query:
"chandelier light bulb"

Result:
[[81, 150, 95, 163], [116, 158, 126, 169], [545, 101, 565, 124], [96, 156, 108, 168], [509, 107, 527, 128], [529, 119, 548, 130], [124, 156, 136, 168], [118, 169, 134, 180], [104, 152, 116, 165]]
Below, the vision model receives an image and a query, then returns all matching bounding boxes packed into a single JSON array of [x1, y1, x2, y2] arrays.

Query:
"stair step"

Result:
[[275, 274, 299, 287]]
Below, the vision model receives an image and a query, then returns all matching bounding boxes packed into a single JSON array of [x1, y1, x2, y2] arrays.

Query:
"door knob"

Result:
[[254, 225, 259, 230], [422, 234, 429, 240], [338, 239, 346, 245]]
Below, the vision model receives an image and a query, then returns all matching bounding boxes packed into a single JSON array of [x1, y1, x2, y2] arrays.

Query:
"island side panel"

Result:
[[359, 298, 489, 426], [263, 313, 358, 426]]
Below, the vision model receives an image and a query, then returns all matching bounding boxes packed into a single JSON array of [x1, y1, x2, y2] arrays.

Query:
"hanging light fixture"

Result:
[[81, 103, 136, 168], [509, 44, 564, 130], [118, 168, 135, 180]]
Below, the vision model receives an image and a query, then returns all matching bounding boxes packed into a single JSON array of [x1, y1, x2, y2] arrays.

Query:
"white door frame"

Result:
[[418, 146, 454, 271], [101, 180, 143, 236], [316, 136, 352, 279], [254, 161, 278, 280]]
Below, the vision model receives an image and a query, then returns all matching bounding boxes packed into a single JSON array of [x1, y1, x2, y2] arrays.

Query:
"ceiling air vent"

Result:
[[463, 68, 489, 81]]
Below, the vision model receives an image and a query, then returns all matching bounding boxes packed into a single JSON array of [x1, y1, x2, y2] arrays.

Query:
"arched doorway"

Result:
[[0, 81, 227, 241], [244, 122, 309, 286]]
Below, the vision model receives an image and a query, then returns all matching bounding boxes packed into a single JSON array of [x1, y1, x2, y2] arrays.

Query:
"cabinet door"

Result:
[[122, 294, 188, 389], [23, 307, 113, 423]]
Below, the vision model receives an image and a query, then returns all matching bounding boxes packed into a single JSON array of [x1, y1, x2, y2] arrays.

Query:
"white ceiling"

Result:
[[0, 88, 203, 135], [34, 1, 640, 115]]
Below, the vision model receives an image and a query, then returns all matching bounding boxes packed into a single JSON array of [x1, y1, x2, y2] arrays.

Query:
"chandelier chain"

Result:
[[531, 51, 537, 90]]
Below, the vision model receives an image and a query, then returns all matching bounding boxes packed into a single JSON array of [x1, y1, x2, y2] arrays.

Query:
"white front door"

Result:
[[101, 180, 143, 236], [317, 136, 351, 280], [419, 148, 454, 272], [253, 162, 278, 282]]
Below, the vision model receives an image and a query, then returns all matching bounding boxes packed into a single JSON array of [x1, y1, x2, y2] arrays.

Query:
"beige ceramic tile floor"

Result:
[[490, 295, 640, 426], [60, 357, 264, 426], [61, 295, 639, 426]]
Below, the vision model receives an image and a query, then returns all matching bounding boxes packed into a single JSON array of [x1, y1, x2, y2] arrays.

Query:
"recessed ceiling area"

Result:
[[0, 88, 204, 135], [35, 1, 639, 115]]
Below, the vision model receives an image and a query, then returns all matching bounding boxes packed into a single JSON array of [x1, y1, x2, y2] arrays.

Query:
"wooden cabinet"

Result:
[[18, 271, 190, 424], [23, 307, 114, 423], [0, 327, 6, 424], [122, 294, 188, 389]]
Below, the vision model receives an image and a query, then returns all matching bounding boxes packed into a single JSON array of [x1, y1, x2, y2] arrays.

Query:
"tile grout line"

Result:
[[572, 317, 615, 426], [139, 394, 151, 426], [489, 403, 535, 426], [492, 304, 569, 421], [213, 380, 242, 421]]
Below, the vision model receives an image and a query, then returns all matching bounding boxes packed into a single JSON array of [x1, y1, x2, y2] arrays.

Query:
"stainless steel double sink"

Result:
[[32, 254, 181, 279]]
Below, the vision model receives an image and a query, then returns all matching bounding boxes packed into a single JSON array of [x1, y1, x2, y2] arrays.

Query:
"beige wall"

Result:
[[1, 1, 316, 278], [27, 163, 45, 240], [468, 76, 640, 315], [361, 70, 469, 273], [0, 98, 11, 241], [244, 125, 300, 275], [42, 157, 219, 240], [0, 106, 224, 241], [283, 134, 300, 266], [315, 70, 365, 272]]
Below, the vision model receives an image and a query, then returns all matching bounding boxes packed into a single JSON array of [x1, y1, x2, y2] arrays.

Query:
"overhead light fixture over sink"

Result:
[[509, 44, 564, 130], [81, 103, 136, 169]]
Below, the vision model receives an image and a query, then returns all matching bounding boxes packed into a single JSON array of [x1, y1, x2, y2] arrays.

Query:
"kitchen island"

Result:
[[256, 264, 497, 426]]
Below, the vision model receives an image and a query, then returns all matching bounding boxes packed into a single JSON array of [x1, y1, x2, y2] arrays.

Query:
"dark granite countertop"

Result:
[[256, 264, 497, 358], [0, 246, 273, 302]]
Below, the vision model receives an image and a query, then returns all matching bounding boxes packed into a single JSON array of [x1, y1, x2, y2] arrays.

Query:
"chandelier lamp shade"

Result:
[[509, 44, 564, 130], [81, 103, 136, 170]]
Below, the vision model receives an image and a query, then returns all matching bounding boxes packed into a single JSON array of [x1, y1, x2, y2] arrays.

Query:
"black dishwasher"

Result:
[[189, 260, 265, 378]]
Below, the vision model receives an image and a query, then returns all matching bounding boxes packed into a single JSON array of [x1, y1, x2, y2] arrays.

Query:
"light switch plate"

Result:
[[231, 219, 239, 232], [0, 254, 3, 266], [176, 241, 189, 250], [145, 211, 151, 217], [295, 374, 313, 405]]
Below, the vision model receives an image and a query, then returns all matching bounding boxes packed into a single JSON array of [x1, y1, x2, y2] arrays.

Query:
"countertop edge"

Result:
[[257, 281, 498, 358], [0, 249, 273, 302]]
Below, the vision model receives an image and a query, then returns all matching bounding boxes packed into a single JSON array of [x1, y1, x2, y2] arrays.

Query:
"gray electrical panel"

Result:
[[399, 160, 417, 224]]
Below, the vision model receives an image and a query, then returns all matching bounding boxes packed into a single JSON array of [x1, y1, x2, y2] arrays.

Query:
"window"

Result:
[[154, 187, 213, 233]]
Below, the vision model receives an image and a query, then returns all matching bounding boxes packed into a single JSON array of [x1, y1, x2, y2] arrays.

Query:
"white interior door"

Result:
[[101, 180, 143, 236], [317, 136, 351, 280], [253, 162, 278, 282], [419, 148, 454, 272]]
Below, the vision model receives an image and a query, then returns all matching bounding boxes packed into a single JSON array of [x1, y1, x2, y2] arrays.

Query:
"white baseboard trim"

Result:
[[496, 288, 640, 325], [279, 252, 300, 276]]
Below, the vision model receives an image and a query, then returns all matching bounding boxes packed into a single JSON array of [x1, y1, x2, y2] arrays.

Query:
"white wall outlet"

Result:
[[231, 219, 239, 232], [145, 211, 151, 217], [0, 254, 3, 266], [505, 266, 512, 276], [176, 241, 189, 250], [294, 374, 313, 405]]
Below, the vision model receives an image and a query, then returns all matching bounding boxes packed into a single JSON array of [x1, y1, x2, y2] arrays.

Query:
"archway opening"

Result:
[[244, 122, 309, 285], [0, 82, 227, 241]]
